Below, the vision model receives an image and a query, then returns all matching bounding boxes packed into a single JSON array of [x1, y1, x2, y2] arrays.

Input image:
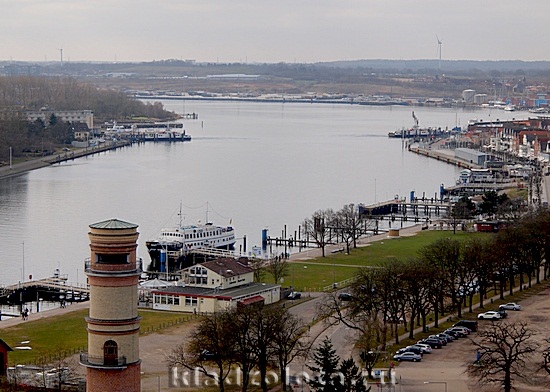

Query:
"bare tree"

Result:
[[271, 310, 310, 391], [462, 237, 494, 311], [230, 306, 259, 392], [302, 209, 336, 257], [247, 258, 266, 282], [31, 347, 79, 391], [466, 321, 537, 392], [334, 204, 375, 254], [265, 254, 289, 285], [317, 269, 390, 377], [400, 257, 433, 336], [419, 237, 463, 317], [166, 311, 235, 392]]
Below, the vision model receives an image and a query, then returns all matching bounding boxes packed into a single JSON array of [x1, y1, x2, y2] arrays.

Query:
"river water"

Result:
[[0, 101, 526, 286]]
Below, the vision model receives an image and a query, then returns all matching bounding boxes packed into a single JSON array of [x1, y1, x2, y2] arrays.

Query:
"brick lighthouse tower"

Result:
[[80, 219, 141, 392]]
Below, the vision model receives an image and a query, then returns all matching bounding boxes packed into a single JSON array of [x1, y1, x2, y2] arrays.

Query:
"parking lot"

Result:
[[393, 284, 550, 392]]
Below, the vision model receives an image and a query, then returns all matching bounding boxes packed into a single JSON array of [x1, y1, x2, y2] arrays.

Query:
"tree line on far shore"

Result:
[[0, 75, 177, 162]]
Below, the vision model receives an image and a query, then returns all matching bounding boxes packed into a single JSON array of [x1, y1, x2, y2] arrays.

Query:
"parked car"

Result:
[[418, 338, 442, 349], [393, 352, 422, 362], [410, 344, 432, 354], [338, 293, 353, 301], [453, 320, 478, 332], [451, 326, 471, 335], [445, 328, 466, 338], [414, 343, 434, 353], [497, 310, 508, 318], [428, 335, 447, 346], [395, 346, 423, 356], [434, 333, 453, 343], [437, 332, 455, 342], [444, 329, 465, 339], [478, 311, 502, 320], [287, 292, 301, 300], [499, 302, 522, 311]]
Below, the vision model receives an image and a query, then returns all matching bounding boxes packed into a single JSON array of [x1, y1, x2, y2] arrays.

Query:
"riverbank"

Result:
[[0, 141, 131, 180]]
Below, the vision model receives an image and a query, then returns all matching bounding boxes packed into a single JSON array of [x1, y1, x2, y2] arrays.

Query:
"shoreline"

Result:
[[0, 141, 130, 180]]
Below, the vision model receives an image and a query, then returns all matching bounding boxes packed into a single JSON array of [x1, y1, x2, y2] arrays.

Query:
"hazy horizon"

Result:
[[2, 1, 549, 64]]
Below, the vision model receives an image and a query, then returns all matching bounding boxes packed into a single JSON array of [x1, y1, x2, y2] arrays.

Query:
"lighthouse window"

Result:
[[96, 253, 128, 264]]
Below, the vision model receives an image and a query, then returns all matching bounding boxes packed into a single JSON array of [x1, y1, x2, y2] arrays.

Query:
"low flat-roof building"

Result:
[[455, 148, 488, 166], [151, 258, 280, 313]]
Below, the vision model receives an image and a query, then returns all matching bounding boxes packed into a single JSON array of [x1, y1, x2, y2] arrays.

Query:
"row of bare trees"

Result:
[[166, 304, 308, 392], [318, 209, 550, 378], [302, 204, 375, 257]]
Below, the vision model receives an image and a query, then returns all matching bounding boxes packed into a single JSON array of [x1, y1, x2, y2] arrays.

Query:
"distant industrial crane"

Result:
[[412, 111, 419, 128]]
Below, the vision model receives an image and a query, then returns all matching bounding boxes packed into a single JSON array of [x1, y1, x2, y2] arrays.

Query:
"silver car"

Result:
[[393, 351, 422, 362], [499, 302, 521, 311]]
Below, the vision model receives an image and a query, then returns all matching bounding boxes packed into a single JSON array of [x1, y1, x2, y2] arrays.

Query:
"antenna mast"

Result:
[[58, 48, 63, 67]]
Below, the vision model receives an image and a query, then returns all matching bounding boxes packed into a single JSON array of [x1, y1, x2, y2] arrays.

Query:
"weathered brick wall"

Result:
[[86, 362, 141, 392]]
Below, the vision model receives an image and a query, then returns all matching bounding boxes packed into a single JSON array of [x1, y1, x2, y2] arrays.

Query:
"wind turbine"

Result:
[[436, 36, 442, 71]]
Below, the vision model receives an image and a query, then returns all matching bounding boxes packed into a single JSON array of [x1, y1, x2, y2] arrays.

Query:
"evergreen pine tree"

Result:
[[307, 337, 342, 392], [339, 358, 370, 392]]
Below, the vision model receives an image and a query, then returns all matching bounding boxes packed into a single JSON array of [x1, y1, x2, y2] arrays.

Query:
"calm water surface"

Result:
[[0, 101, 526, 285]]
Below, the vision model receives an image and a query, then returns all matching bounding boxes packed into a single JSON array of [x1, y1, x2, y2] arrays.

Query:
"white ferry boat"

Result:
[[146, 212, 235, 274]]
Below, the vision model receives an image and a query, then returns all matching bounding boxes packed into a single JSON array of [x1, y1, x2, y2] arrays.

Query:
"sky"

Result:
[[2, 0, 549, 64]]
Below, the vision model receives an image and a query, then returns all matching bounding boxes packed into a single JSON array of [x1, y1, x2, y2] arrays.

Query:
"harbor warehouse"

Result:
[[151, 258, 281, 313], [455, 148, 489, 166]]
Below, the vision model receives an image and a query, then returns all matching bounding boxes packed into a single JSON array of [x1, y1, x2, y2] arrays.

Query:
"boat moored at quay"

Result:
[[145, 219, 236, 275], [106, 122, 192, 142]]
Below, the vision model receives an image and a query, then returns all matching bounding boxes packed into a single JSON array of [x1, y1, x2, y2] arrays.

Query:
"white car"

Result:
[[287, 292, 301, 300], [499, 302, 521, 311], [478, 311, 502, 320]]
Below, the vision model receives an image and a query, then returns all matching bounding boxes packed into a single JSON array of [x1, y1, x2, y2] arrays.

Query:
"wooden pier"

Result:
[[359, 198, 452, 219], [0, 275, 89, 306], [443, 182, 519, 196]]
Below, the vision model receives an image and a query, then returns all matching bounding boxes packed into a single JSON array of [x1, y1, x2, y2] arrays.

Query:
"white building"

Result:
[[151, 258, 281, 314], [25, 109, 94, 129]]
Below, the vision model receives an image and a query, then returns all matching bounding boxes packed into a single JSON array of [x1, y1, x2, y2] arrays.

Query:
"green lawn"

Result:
[[266, 230, 492, 291], [1, 309, 191, 365]]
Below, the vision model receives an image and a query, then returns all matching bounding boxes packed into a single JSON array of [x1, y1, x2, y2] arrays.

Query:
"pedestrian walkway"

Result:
[[0, 301, 89, 329]]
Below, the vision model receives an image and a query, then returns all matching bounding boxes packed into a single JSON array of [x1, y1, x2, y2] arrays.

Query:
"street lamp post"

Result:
[[424, 381, 447, 392]]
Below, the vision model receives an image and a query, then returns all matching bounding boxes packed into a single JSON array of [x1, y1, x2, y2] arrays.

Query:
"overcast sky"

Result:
[[2, 1, 548, 64]]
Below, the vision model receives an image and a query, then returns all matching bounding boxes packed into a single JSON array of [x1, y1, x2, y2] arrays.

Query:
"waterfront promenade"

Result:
[[0, 141, 130, 180]]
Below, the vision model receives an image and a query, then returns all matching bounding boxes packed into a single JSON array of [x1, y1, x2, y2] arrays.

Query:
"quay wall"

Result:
[[408, 146, 479, 169]]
